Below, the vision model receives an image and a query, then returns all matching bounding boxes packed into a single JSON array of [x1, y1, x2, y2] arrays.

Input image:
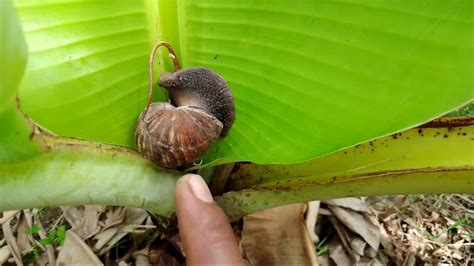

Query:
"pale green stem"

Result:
[[229, 124, 474, 190], [0, 135, 181, 217], [219, 122, 474, 221], [218, 167, 473, 222]]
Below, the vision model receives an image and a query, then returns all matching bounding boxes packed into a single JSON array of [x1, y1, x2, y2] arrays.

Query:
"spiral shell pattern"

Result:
[[135, 102, 223, 168]]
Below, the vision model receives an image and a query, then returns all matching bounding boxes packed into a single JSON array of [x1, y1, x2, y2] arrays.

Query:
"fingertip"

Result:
[[176, 174, 214, 203], [174, 174, 244, 264]]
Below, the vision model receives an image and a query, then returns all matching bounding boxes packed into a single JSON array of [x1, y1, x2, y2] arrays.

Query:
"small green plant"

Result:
[[28, 224, 66, 247], [27, 224, 40, 235], [447, 216, 474, 239], [23, 224, 66, 262], [21, 248, 40, 263], [315, 236, 330, 256]]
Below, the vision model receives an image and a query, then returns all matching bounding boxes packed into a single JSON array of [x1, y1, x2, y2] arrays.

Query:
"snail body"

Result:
[[136, 66, 235, 169], [159, 67, 235, 136]]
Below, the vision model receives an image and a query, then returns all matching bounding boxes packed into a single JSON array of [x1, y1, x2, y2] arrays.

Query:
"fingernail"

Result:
[[181, 174, 214, 203]]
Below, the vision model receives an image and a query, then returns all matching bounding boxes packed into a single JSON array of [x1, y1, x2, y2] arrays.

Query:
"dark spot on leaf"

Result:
[[214, 54, 219, 60], [443, 134, 448, 138]]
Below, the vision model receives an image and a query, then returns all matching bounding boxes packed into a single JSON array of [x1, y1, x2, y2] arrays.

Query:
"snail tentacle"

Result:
[[143, 41, 181, 123]]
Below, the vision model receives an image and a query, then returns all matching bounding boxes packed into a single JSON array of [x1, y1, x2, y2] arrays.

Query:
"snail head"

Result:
[[158, 71, 180, 90], [158, 67, 235, 137]]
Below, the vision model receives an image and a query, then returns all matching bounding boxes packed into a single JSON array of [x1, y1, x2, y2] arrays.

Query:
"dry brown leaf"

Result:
[[60, 206, 84, 229], [96, 208, 149, 256], [328, 237, 352, 265], [305, 201, 321, 243], [324, 198, 369, 212], [402, 251, 416, 266], [359, 257, 384, 266], [378, 224, 397, 260], [121, 261, 132, 266], [2, 211, 22, 265], [34, 251, 53, 266], [328, 205, 380, 251], [57, 230, 102, 265], [82, 205, 106, 239], [0, 210, 20, 225], [328, 216, 357, 262], [133, 246, 150, 266], [16, 213, 33, 254], [103, 207, 127, 229], [364, 246, 377, 258], [380, 196, 408, 219], [241, 203, 318, 266], [22, 210, 33, 229], [349, 235, 366, 257], [0, 245, 11, 265], [316, 254, 331, 266], [62, 205, 104, 240], [93, 227, 119, 251], [318, 208, 332, 216]]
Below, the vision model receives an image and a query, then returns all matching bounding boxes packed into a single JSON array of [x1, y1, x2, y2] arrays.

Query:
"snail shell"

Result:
[[136, 102, 223, 168], [136, 67, 234, 169]]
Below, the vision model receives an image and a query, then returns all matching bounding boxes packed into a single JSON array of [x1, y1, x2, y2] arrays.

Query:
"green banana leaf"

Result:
[[15, 0, 473, 168], [0, 0, 27, 110], [0, 0, 42, 162]]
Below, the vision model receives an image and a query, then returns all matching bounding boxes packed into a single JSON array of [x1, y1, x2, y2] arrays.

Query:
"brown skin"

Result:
[[175, 174, 244, 265], [159, 67, 235, 137]]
